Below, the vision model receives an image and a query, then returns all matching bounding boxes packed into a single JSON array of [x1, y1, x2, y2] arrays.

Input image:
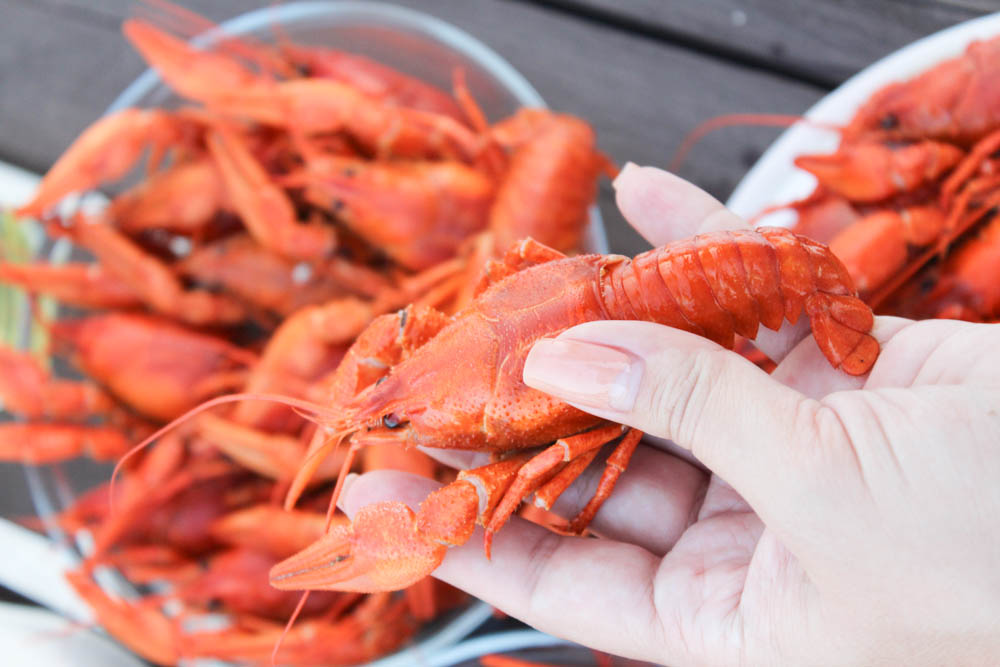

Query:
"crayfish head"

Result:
[[269, 501, 448, 592], [345, 323, 501, 451], [350, 399, 486, 453]]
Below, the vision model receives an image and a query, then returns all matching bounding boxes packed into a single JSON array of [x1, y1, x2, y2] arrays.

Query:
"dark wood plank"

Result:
[[0, 1, 148, 170], [1, 0, 823, 258], [0, 458, 111, 520], [539, 0, 988, 86]]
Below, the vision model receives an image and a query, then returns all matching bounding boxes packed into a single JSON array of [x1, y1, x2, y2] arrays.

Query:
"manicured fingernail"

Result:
[[523, 338, 642, 412], [612, 161, 639, 190], [337, 473, 359, 508]]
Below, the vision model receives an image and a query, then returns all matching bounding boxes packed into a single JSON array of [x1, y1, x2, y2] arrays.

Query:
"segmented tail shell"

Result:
[[601, 227, 878, 375]]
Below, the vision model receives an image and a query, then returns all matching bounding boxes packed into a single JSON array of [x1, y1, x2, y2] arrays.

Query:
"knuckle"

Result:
[[795, 397, 861, 490], [642, 348, 728, 448], [793, 400, 838, 472]]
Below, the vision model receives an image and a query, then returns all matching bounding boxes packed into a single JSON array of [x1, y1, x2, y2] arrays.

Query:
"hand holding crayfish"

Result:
[[338, 166, 1000, 665]]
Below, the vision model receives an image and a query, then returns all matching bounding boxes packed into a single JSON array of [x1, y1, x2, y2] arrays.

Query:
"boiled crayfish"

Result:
[[268, 227, 878, 593], [754, 35, 1000, 322]]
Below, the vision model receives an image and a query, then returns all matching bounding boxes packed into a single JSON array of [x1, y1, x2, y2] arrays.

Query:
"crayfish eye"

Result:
[[382, 413, 403, 429], [880, 113, 899, 130]]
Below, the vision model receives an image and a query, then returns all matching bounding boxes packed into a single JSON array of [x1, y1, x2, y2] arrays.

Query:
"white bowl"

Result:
[[18, 2, 613, 664], [726, 12, 1000, 223]]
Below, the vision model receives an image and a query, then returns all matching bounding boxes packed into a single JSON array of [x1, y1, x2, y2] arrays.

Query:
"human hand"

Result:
[[341, 165, 1000, 665]]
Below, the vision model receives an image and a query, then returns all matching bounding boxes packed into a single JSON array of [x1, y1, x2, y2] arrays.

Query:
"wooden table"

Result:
[[1, 0, 988, 254], [0, 0, 992, 660]]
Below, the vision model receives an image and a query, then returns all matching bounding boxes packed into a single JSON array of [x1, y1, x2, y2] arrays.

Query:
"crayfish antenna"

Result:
[[109, 392, 333, 512], [272, 590, 311, 667], [668, 113, 839, 172], [322, 442, 360, 529], [282, 427, 353, 511], [452, 68, 489, 133]]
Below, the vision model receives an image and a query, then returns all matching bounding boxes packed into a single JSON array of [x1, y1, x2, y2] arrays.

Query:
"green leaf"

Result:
[[0, 211, 51, 363]]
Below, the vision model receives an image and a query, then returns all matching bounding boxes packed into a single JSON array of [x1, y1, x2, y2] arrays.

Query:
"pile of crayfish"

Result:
[[768, 34, 1000, 323], [0, 7, 613, 665]]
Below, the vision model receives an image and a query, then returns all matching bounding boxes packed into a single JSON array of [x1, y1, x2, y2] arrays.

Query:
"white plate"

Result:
[[726, 12, 1000, 222], [0, 162, 43, 208], [0, 602, 143, 667], [0, 517, 92, 623]]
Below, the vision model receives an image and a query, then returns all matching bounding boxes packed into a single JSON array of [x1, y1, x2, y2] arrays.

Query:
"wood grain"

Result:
[[1, 0, 823, 256], [538, 0, 986, 86]]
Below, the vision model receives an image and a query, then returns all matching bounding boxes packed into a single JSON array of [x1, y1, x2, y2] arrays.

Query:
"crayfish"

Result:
[[268, 228, 878, 593], [756, 35, 1000, 322]]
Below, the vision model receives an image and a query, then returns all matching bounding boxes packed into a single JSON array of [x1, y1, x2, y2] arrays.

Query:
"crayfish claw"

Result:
[[270, 501, 447, 593]]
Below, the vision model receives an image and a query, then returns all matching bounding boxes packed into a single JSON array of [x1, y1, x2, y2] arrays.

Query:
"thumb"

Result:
[[522, 320, 831, 523]]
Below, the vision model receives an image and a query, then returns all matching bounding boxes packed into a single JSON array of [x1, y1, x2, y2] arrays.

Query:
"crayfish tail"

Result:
[[805, 292, 879, 375]]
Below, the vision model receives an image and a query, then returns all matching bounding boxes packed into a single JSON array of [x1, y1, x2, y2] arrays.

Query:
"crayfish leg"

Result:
[[193, 413, 307, 481], [532, 448, 602, 512], [14, 109, 180, 218], [566, 427, 643, 534], [0, 345, 116, 420], [0, 263, 142, 311], [482, 423, 637, 556]]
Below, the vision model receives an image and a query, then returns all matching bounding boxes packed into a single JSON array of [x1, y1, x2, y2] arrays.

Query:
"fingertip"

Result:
[[417, 445, 490, 471], [611, 160, 639, 190], [613, 164, 747, 245], [338, 470, 441, 517], [435, 514, 664, 663]]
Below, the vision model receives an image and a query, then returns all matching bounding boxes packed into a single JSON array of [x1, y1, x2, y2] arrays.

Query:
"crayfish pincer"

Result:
[[270, 227, 879, 593]]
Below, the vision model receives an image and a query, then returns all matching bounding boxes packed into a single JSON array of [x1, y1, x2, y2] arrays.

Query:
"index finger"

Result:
[[614, 163, 750, 241], [612, 164, 809, 362]]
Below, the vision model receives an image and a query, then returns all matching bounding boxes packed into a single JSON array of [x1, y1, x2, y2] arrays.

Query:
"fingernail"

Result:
[[337, 473, 359, 509], [612, 161, 639, 191], [523, 338, 642, 412]]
